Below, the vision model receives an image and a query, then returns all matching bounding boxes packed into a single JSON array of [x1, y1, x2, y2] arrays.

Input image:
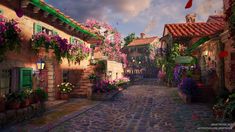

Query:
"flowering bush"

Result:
[[31, 33, 90, 63], [69, 43, 90, 63], [85, 19, 127, 67], [178, 77, 198, 97], [93, 80, 117, 93], [114, 77, 130, 86], [0, 19, 21, 61], [57, 82, 74, 94]]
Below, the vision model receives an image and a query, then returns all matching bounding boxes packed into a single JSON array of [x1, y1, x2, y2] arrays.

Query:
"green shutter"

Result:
[[53, 30, 58, 35], [70, 36, 74, 44], [0, 9, 3, 21], [19, 68, 33, 89], [34, 23, 42, 34]]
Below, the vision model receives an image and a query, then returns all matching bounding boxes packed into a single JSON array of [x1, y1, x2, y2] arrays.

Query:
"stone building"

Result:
[[220, 0, 235, 92], [162, 13, 225, 95], [125, 33, 159, 78], [0, 0, 101, 100]]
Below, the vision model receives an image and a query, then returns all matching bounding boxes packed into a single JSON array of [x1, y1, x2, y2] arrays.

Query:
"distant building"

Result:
[[124, 33, 159, 78]]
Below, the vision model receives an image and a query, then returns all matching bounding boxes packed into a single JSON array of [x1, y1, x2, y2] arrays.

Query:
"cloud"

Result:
[[46, 0, 151, 22], [144, 17, 157, 33], [194, 0, 223, 21]]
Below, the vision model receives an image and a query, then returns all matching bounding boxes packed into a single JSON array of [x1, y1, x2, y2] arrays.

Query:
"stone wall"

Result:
[[221, 30, 235, 92]]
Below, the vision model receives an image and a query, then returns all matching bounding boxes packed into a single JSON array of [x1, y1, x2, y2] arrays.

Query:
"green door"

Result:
[[19, 68, 33, 89]]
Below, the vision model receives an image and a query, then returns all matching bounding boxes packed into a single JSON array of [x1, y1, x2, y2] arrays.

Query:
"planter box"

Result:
[[91, 90, 119, 101], [0, 102, 45, 128], [178, 90, 191, 103]]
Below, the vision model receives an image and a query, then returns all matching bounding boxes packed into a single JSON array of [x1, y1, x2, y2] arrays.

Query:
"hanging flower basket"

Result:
[[0, 19, 21, 62]]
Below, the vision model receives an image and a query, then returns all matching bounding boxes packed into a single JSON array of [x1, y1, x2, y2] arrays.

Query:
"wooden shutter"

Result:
[[53, 30, 58, 35], [0, 9, 3, 21], [70, 37, 74, 44], [33, 23, 42, 34], [19, 68, 33, 89]]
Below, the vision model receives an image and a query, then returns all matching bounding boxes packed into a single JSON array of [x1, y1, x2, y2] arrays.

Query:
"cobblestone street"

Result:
[[50, 79, 214, 132]]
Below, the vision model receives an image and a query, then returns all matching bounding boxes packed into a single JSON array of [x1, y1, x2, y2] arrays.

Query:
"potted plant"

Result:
[[57, 82, 74, 100], [20, 88, 33, 108], [213, 98, 226, 119], [34, 88, 48, 103], [6, 92, 23, 110], [0, 95, 6, 112], [88, 73, 100, 83]]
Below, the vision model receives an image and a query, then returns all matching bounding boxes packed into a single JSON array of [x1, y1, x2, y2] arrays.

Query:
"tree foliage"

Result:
[[124, 33, 136, 47]]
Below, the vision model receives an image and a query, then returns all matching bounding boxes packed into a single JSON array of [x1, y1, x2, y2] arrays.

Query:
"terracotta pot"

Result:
[[21, 99, 30, 108], [213, 109, 224, 118], [8, 101, 21, 110], [0, 99, 5, 112], [60, 93, 69, 100]]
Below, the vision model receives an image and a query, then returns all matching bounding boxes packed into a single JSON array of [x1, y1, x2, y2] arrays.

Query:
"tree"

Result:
[[124, 33, 136, 47]]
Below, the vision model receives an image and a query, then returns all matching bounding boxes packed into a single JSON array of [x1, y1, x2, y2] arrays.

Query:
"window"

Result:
[[63, 70, 69, 82], [19, 68, 33, 89], [70, 36, 83, 45], [0, 69, 11, 95], [34, 23, 58, 35], [42, 27, 53, 35]]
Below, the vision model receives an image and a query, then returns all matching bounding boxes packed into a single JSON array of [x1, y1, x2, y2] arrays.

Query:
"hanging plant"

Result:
[[31, 33, 90, 63], [0, 19, 21, 62], [69, 43, 91, 63]]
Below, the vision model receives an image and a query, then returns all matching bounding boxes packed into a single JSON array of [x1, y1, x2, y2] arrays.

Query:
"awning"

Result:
[[186, 36, 210, 54], [175, 56, 194, 64]]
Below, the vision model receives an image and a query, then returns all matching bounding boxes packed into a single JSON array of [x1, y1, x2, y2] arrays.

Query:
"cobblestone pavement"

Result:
[[51, 79, 214, 132]]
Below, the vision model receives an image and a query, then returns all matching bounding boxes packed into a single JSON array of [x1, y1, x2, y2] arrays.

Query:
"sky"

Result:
[[45, 0, 223, 38]]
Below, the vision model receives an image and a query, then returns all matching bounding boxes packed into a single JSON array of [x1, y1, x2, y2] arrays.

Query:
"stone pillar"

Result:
[[46, 59, 55, 101]]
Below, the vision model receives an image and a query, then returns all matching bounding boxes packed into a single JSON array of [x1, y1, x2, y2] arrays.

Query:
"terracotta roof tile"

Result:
[[207, 15, 225, 23], [165, 22, 225, 38], [128, 37, 158, 47]]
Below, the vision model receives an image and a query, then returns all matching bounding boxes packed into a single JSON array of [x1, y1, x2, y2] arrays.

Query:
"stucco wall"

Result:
[[0, 4, 91, 99], [106, 61, 124, 80]]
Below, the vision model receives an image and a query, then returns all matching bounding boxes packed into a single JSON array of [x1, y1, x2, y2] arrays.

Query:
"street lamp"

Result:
[[37, 59, 45, 70]]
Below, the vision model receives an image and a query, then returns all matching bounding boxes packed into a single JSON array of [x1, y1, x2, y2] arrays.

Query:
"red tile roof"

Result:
[[128, 37, 158, 47], [165, 22, 225, 38], [207, 15, 225, 23]]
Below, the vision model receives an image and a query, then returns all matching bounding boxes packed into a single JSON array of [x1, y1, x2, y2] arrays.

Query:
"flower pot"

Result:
[[213, 109, 224, 118], [21, 99, 30, 108], [8, 101, 21, 110], [0, 100, 5, 112], [60, 93, 69, 100]]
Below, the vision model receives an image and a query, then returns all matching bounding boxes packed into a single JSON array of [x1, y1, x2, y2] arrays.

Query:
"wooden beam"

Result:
[[43, 11, 50, 18], [33, 7, 40, 13], [52, 16, 57, 22], [21, 0, 30, 8], [59, 21, 64, 25]]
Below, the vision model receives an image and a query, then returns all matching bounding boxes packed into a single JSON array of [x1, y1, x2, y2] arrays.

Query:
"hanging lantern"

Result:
[[219, 51, 228, 58], [37, 59, 45, 70]]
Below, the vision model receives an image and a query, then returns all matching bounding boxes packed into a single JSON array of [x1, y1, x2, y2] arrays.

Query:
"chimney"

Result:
[[140, 33, 145, 38], [186, 13, 196, 23]]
